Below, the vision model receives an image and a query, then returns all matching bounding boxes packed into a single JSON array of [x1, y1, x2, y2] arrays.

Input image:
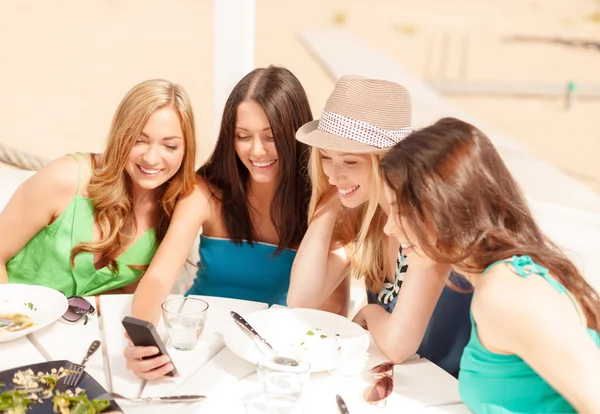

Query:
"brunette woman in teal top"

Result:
[[381, 117, 600, 413], [125, 67, 348, 380]]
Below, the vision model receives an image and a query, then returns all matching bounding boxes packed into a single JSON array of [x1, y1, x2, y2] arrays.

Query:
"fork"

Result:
[[94, 392, 206, 403], [64, 340, 101, 387]]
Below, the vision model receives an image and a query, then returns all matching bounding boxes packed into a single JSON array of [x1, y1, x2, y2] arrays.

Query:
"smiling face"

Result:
[[125, 106, 185, 195], [234, 99, 279, 184], [319, 149, 374, 209], [383, 183, 437, 268]]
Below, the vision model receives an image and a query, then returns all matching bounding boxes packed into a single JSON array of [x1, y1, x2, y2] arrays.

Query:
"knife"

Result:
[[230, 311, 276, 357], [132, 395, 205, 403], [98, 393, 205, 403], [336, 394, 350, 414]]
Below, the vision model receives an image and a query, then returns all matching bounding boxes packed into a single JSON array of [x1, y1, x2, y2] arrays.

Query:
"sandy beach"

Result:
[[1, 0, 599, 192]]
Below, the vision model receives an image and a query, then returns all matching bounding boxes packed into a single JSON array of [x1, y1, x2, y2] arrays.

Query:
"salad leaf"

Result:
[[0, 389, 35, 414], [53, 390, 110, 414], [0, 367, 110, 413]]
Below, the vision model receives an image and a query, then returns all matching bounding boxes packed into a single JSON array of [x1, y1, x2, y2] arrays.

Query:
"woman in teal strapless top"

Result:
[[126, 67, 348, 380], [380, 117, 600, 413], [0, 80, 197, 296]]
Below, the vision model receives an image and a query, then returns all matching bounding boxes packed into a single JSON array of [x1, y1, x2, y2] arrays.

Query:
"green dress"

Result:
[[7, 153, 157, 296], [459, 255, 600, 413]]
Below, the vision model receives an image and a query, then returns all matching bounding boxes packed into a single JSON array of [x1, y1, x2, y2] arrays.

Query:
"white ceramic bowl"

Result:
[[223, 307, 370, 372], [0, 284, 68, 342]]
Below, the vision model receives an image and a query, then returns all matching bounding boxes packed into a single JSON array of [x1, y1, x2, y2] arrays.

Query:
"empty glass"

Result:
[[247, 356, 310, 414], [161, 297, 209, 350]]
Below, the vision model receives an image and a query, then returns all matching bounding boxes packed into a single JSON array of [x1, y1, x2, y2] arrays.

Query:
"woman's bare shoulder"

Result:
[[171, 175, 221, 222], [193, 175, 223, 206], [31, 154, 86, 196]]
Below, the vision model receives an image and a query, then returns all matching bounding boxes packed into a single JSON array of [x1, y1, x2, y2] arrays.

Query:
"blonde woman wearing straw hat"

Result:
[[288, 75, 473, 376]]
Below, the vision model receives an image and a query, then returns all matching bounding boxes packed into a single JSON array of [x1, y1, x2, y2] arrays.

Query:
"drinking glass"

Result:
[[247, 356, 310, 414], [161, 297, 209, 350]]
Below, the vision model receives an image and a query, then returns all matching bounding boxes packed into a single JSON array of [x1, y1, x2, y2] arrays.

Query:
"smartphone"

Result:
[[121, 316, 177, 377]]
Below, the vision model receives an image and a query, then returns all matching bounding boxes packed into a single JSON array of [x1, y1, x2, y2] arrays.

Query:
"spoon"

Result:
[[230, 311, 299, 367]]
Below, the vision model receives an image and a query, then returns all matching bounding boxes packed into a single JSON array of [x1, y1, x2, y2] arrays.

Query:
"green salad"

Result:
[[0, 367, 111, 414]]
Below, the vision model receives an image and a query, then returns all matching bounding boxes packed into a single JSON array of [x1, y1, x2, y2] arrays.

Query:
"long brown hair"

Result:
[[71, 79, 197, 272], [381, 117, 600, 330], [197, 66, 312, 253]]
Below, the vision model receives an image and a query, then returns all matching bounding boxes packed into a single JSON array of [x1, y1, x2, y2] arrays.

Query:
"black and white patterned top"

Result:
[[376, 250, 408, 305], [367, 251, 474, 377]]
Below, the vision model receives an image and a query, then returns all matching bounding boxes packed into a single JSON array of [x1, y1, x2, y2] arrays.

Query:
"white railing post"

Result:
[[213, 0, 255, 140]]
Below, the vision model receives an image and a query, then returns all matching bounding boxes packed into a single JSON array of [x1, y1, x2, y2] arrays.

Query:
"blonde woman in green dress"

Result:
[[0, 79, 197, 296], [381, 117, 600, 413]]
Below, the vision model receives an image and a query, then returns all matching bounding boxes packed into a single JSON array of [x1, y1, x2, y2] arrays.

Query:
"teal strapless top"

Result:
[[459, 255, 600, 413], [186, 235, 296, 306]]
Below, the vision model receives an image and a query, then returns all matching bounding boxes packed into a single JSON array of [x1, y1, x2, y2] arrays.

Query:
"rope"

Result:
[[0, 142, 50, 171]]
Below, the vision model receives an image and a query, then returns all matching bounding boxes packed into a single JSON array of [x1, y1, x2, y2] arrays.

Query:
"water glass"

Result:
[[249, 356, 310, 414], [161, 297, 209, 351]]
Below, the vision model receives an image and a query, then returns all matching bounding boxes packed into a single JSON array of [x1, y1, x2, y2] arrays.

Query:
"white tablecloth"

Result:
[[0, 294, 470, 413]]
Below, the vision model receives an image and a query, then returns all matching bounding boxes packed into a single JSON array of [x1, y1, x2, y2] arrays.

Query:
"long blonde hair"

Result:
[[307, 147, 390, 291], [71, 79, 197, 273]]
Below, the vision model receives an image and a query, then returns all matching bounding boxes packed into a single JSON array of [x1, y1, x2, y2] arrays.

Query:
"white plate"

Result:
[[0, 284, 68, 342], [223, 307, 370, 372]]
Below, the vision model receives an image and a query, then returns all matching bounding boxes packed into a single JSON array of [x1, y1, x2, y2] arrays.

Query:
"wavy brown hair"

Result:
[[71, 79, 197, 273], [197, 66, 312, 253], [381, 117, 600, 331]]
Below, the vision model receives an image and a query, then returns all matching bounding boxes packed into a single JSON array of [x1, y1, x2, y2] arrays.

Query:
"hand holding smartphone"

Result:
[[122, 316, 178, 377]]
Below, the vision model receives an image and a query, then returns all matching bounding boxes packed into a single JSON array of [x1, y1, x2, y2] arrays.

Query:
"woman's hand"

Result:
[[313, 186, 342, 220], [123, 340, 177, 380], [288, 186, 348, 310]]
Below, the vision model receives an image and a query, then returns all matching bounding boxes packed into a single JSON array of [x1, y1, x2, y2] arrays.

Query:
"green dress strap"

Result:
[[74, 152, 93, 173]]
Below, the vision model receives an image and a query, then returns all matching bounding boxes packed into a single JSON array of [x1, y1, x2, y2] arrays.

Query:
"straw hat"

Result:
[[296, 75, 412, 153]]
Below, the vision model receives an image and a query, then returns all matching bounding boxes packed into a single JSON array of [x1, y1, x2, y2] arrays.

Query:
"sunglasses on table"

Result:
[[363, 362, 394, 406], [61, 296, 96, 324]]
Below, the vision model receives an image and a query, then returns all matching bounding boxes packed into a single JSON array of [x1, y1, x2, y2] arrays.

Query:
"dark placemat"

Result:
[[0, 359, 121, 413]]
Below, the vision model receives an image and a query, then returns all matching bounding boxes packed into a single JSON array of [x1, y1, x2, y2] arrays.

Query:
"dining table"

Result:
[[0, 294, 472, 413]]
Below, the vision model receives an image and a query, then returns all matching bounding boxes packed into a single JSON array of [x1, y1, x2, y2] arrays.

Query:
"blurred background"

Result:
[[1, 0, 599, 300], [1, 0, 599, 193]]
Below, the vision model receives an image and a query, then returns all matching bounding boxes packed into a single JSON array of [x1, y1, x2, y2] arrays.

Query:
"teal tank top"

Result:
[[186, 235, 296, 306], [7, 153, 158, 296], [459, 255, 600, 413]]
